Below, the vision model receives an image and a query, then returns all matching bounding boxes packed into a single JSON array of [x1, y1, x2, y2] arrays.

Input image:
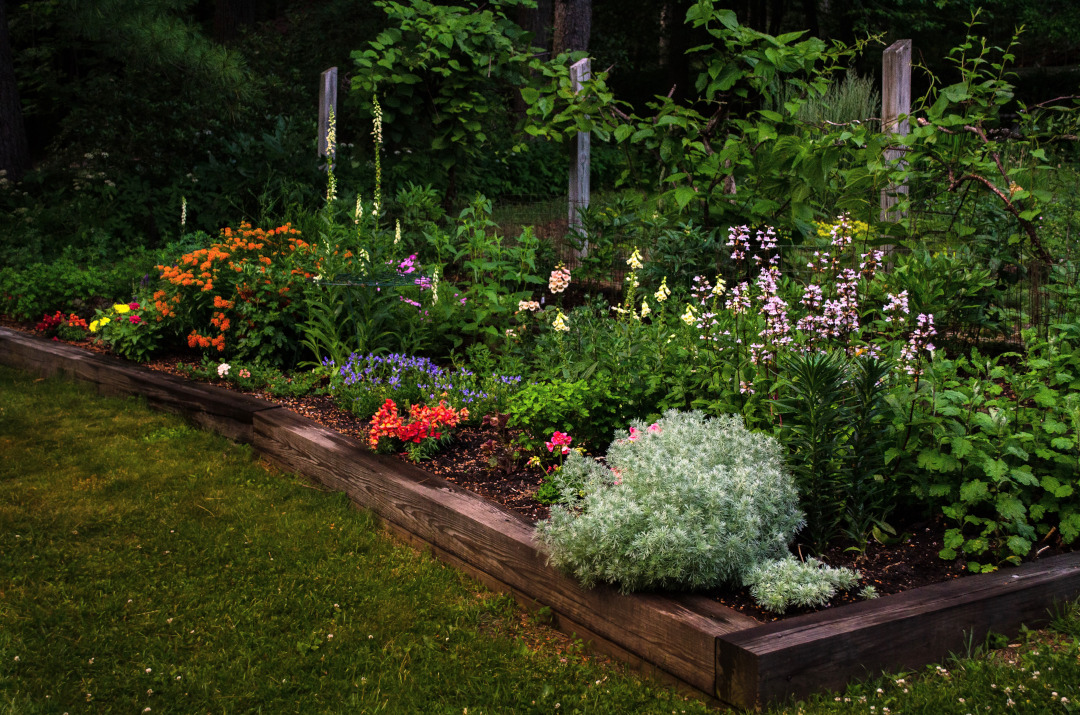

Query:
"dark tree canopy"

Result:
[[0, 0, 29, 181]]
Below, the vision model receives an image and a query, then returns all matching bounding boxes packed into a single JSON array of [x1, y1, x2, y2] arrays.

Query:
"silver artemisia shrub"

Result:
[[536, 410, 859, 611]]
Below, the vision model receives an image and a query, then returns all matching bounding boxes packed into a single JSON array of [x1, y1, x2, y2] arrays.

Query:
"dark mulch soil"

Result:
[[3, 318, 1072, 624]]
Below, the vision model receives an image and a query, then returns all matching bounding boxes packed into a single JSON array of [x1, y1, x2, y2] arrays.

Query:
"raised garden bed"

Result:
[[4, 324, 1080, 709]]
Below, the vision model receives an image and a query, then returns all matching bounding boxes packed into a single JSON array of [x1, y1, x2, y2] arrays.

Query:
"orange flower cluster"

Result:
[[187, 331, 225, 351], [155, 222, 315, 356], [152, 289, 180, 320], [367, 399, 469, 450]]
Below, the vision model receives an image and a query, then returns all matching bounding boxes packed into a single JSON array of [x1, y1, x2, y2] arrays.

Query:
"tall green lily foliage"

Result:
[[775, 352, 896, 552]]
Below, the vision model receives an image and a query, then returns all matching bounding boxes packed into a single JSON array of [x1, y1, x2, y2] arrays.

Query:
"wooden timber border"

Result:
[[4, 325, 1080, 710]]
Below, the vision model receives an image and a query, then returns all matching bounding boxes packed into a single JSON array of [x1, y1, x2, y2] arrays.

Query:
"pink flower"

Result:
[[546, 431, 572, 454], [128, 315, 141, 324], [630, 424, 661, 442], [128, 302, 140, 310]]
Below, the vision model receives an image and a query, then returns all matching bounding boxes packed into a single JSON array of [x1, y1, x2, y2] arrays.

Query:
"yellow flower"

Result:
[[553, 311, 570, 333], [712, 277, 726, 297], [654, 277, 670, 303], [681, 304, 696, 325], [89, 320, 99, 333], [640, 298, 651, 318], [113, 304, 130, 314], [627, 247, 644, 270]]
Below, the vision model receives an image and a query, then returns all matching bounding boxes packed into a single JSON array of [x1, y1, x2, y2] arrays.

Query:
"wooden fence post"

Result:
[[319, 67, 339, 170], [880, 40, 911, 223], [569, 57, 591, 256]]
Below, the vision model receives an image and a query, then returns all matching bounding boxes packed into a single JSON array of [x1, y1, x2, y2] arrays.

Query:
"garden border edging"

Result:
[[4, 325, 1080, 710]]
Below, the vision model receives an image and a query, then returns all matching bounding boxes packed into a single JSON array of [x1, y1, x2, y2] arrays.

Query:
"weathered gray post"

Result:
[[318, 67, 338, 170], [568, 57, 591, 255], [880, 40, 911, 223]]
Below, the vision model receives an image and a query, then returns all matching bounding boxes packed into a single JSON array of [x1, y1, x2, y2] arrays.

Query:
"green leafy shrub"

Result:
[[0, 254, 153, 321], [886, 248, 1005, 347], [88, 299, 165, 363], [350, 0, 544, 199], [537, 410, 818, 597], [891, 336, 1080, 572], [425, 195, 546, 347], [506, 377, 623, 452], [154, 222, 317, 366]]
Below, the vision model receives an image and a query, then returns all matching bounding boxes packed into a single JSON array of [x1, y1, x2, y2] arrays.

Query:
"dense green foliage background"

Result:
[[4, 0, 1080, 261]]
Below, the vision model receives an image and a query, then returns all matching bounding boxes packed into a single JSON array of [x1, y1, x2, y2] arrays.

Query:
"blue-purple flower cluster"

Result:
[[325, 352, 523, 419]]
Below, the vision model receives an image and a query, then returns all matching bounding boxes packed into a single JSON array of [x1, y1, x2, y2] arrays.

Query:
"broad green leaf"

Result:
[[996, 493, 1026, 522], [1007, 535, 1032, 556], [1042, 418, 1068, 434], [1051, 437, 1075, 451], [673, 186, 698, 209], [982, 457, 1008, 481], [519, 87, 540, 105], [1061, 512, 1080, 542], [951, 436, 974, 459], [959, 479, 989, 503], [1009, 467, 1038, 487]]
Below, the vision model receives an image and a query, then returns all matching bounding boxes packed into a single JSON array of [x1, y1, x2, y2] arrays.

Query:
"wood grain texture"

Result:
[[0, 328, 278, 442], [253, 407, 758, 693], [717, 551, 1080, 708]]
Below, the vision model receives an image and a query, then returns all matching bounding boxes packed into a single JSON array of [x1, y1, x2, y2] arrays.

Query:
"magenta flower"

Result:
[[545, 431, 572, 454]]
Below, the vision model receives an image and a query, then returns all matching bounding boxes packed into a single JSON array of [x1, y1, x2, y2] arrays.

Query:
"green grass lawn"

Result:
[[1, 365, 1079, 714]]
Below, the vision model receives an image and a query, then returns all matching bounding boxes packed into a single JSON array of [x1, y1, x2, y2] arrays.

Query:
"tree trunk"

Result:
[[0, 0, 29, 181], [519, 0, 554, 56], [768, 0, 786, 36], [553, 0, 591, 54], [214, 0, 256, 45], [802, 0, 820, 37], [661, 0, 692, 102]]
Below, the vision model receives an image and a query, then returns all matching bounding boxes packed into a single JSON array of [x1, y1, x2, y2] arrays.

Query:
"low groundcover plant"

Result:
[[536, 409, 860, 612]]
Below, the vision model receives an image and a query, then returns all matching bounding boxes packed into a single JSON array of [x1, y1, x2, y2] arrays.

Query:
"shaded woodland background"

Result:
[[2, 0, 1079, 248]]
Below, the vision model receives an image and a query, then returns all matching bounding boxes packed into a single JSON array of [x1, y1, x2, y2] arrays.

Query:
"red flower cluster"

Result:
[[35, 311, 88, 334], [367, 398, 469, 450]]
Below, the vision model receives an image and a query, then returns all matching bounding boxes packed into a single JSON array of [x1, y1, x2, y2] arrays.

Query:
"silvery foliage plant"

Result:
[[536, 410, 860, 612]]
